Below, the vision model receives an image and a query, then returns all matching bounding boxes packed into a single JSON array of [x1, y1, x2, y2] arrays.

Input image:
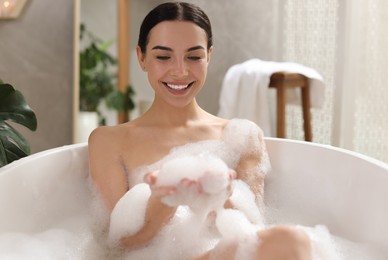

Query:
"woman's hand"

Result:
[[144, 170, 177, 198], [144, 170, 203, 207], [144, 168, 236, 211]]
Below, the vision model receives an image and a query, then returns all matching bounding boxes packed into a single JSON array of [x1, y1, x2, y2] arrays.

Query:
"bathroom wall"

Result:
[[0, 0, 75, 153]]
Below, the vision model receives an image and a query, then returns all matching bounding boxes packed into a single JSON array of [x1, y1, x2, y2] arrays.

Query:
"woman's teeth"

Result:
[[166, 83, 190, 90]]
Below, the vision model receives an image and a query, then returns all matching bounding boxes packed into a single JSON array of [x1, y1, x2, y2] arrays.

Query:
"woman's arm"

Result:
[[118, 193, 176, 249], [88, 127, 129, 212], [218, 126, 269, 227], [88, 127, 176, 250], [235, 126, 269, 204], [236, 153, 265, 203]]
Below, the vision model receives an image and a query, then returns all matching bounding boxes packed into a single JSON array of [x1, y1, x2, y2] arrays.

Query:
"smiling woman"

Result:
[[136, 20, 211, 108], [87, 2, 313, 259]]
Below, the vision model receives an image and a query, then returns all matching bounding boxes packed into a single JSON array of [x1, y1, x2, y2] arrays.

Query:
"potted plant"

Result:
[[79, 23, 116, 122], [0, 80, 37, 167], [78, 23, 117, 142], [106, 84, 135, 122], [78, 24, 135, 141]]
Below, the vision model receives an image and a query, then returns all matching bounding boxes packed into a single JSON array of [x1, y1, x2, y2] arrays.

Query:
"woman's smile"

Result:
[[137, 20, 211, 107], [162, 81, 195, 94]]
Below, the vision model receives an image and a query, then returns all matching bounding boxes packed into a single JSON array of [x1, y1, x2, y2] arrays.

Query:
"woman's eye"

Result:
[[188, 56, 201, 61], [156, 56, 170, 60]]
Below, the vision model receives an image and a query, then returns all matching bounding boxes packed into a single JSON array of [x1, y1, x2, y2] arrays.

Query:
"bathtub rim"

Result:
[[1, 138, 387, 174]]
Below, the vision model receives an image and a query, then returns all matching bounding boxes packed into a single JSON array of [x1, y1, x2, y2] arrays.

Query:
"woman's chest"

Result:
[[125, 141, 240, 187], [120, 126, 225, 172]]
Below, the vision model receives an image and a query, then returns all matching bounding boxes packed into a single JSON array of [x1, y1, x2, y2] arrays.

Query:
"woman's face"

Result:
[[137, 21, 212, 108]]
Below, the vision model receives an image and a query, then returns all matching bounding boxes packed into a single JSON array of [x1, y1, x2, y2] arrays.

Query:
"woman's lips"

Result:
[[163, 82, 194, 93], [166, 83, 189, 90]]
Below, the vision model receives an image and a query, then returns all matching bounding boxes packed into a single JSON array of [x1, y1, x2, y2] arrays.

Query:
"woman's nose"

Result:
[[170, 59, 189, 77]]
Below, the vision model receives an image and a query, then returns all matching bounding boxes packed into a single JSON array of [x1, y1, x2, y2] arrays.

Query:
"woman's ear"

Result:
[[207, 46, 213, 64], [136, 45, 146, 71]]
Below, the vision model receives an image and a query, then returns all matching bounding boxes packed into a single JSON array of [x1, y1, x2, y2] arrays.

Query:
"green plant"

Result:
[[79, 23, 116, 113], [0, 81, 37, 167], [79, 23, 136, 124], [106, 84, 136, 121]]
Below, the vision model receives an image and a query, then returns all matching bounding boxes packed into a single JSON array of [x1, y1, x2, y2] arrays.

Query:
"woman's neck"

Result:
[[141, 98, 209, 127]]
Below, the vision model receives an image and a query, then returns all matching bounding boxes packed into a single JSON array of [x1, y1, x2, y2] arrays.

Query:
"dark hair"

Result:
[[138, 2, 213, 53]]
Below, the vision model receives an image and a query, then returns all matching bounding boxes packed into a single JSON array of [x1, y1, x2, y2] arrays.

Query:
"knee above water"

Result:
[[258, 225, 312, 259]]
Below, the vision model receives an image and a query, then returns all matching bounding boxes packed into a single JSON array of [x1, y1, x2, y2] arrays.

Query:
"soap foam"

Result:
[[108, 183, 151, 246], [156, 153, 231, 213], [106, 153, 264, 259]]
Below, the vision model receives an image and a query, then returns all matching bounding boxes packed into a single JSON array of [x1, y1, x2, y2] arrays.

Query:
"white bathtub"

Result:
[[0, 138, 387, 258]]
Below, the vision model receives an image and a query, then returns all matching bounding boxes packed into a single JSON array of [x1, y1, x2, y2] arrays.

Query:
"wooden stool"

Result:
[[269, 72, 312, 141]]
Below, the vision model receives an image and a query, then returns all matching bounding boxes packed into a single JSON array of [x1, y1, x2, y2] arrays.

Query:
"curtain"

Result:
[[281, 0, 388, 163], [338, 0, 388, 163]]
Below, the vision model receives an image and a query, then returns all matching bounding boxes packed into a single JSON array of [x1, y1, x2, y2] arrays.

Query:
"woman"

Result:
[[89, 2, 312, 259]]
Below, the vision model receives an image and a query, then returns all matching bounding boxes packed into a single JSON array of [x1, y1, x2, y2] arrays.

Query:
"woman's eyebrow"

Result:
[[151, 45, 205, 52], [151, 45, 172, 51], [187, 45, 205, 52]]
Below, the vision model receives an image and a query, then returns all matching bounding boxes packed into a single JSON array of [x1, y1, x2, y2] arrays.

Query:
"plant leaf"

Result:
[[0, 84, 37, 131], [0, 139, 7, 167], [0, 121, 30, 153], [0, 122, 29, 167], [0, 83, 36, 167]]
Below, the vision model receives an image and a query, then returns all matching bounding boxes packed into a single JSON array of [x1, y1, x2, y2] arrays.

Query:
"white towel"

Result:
[[218, 59, 325, 136]]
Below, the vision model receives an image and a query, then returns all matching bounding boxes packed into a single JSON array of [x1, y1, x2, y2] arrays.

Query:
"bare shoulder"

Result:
[[230, 118, 264, 135], [198, 114, 229, 133], [88, 122, 137, 148], [88, 125, 120, 148], [87, 120, 153, 167], [87, 123, 138, 169], [88, 126, 123, 172], [204, 114, 229, 126]]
